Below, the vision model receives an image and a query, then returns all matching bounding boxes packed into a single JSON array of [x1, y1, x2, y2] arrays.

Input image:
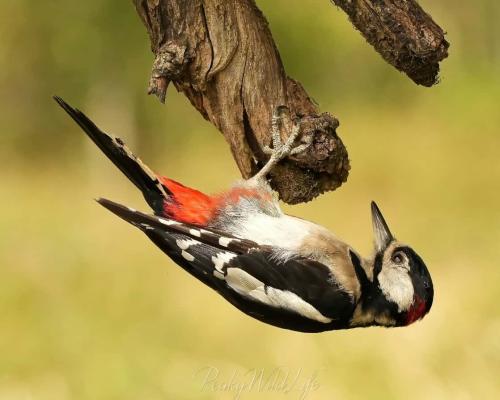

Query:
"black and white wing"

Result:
[[98, 199, 355, 332]]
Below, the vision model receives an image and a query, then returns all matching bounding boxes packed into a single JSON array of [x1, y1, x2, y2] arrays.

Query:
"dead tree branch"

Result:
[[331, 0, 449, 86], [132, 0, 448, 204]]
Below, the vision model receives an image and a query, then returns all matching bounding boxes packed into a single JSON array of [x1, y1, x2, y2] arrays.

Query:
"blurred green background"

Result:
[[1, 0, 499, 399]]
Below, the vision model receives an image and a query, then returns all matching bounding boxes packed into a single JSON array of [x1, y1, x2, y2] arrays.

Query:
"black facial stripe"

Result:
[[349, 250, 370, 292], [372, 252, 384, 283]]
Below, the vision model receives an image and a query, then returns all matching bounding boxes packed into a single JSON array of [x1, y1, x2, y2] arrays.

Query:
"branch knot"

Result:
[[148, 41, 191, 103]]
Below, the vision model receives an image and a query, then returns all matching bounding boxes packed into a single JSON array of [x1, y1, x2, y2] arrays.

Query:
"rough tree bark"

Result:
[[331, 0, 449, 86], [132, 0, 448, 204]]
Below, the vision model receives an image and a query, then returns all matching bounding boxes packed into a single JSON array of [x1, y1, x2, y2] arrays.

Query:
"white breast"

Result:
[[213, 184, 326, 252], [227, 213, 314, 249]]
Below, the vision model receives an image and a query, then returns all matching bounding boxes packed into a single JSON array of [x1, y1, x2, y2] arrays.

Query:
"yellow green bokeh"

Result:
[[1, 1, 499, 399]]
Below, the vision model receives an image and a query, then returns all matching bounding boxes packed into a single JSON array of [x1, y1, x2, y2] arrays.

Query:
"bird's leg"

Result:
[[248, 107, 311, 186]]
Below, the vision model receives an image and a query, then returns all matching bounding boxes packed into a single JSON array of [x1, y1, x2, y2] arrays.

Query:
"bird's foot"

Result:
[[248, 107, 311, 186]]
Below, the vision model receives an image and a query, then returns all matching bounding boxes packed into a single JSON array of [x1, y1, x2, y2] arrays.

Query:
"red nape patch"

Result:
[[160, 177, 217, 225], [406, 296, 427, 325]]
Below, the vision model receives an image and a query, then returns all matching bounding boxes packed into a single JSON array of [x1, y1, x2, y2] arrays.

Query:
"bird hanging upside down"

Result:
[[54, 97, 433, 333]]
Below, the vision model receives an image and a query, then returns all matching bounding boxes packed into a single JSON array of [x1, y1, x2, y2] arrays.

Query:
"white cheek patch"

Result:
[[224, 268, 332, 323], [378, 267, 414, 312]]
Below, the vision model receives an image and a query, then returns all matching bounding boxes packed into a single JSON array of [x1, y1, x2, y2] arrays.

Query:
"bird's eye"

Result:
[[392, 252, 404, 264]]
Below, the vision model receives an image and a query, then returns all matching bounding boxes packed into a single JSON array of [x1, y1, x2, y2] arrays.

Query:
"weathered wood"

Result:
[[331, 0, 449, 86], [132, 0, 448, 203], [133, 0, 350, 204]]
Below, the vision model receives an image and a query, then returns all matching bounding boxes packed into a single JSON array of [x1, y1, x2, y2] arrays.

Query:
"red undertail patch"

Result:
[[159, 177, 272, 226], [160, 178, 217, 225]]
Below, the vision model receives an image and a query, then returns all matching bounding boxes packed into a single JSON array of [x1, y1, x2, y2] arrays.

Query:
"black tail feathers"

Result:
[[54, 96, 170, 214]]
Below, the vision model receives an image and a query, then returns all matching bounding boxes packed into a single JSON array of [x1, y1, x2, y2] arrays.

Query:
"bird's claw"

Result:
[[262, 145, 273, 156], [290, 135, 313, 155], [266, 110, 310, 162], [249, 107, 311, 185]]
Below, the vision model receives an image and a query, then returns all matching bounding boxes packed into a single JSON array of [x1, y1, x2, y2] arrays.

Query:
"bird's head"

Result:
[[369, 201, 433, 326]]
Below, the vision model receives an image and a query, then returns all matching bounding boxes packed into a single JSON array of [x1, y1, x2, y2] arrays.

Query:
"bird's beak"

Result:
[[371, 201, 394, 252]]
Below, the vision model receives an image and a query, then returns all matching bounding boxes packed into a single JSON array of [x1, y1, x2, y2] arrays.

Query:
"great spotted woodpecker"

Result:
[[54, 97, 433, 332]]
